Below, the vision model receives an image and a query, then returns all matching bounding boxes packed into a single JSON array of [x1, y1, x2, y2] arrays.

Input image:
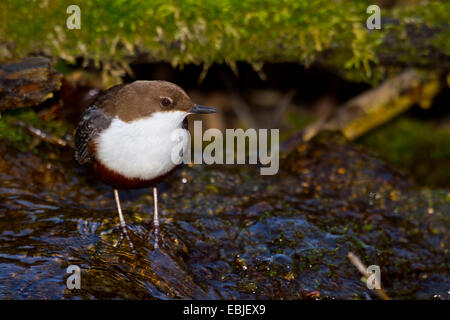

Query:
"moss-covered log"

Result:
[[0, 0, 448, 84]]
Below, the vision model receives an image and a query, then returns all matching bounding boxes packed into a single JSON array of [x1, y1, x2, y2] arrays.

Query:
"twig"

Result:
[[304, 68, 443, 141], [273, 88, 297, 127], [347, 252, 391, 300], [14, 120, 73, 148], [218, 71, 258, 128]]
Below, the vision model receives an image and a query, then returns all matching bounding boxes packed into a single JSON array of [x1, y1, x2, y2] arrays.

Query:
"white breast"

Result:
[[96, 111, 188, 180]]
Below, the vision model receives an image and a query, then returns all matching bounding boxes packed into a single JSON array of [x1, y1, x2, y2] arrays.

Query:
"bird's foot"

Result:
[[114, 225, 136, 253], [147, 223, 161, 250]]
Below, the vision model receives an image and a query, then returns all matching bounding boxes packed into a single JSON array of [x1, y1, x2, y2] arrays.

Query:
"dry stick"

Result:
[[273, 88, 297, 127], [347, 252, 391, 300], [304, 68, 443, 141], [230, 92, 258, 129], [218, 71, 258, 128], [14, 120, 72, 148]]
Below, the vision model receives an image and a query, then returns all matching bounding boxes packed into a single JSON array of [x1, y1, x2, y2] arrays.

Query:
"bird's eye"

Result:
[[160, 97, 173, 108]]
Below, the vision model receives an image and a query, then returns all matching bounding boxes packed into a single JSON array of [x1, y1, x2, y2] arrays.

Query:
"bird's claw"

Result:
[[114, 225, 136, 253], [147, 224, 160, 249]]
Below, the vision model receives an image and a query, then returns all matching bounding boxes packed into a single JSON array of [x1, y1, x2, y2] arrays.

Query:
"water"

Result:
[[0, 133, 448, 299]]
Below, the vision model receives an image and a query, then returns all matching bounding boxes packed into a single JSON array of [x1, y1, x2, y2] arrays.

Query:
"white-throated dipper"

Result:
[[74, 80, 216, 249]]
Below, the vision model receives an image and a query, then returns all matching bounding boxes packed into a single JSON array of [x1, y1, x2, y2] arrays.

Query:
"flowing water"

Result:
[[0, 133, 448, 299]]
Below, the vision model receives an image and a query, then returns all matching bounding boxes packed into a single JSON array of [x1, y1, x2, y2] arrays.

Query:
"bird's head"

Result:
[[106, 80, 216, 123]]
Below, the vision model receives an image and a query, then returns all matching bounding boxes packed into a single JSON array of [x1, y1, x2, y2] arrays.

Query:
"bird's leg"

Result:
[[152, 186, 160, 249], [113, 189, 134, 251]]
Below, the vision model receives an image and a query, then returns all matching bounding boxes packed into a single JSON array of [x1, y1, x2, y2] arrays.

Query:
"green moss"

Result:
[[1, 0, 447, 84], [0, 109, 73, 152], [237, 280, 258, 293], [396, 1, 450, 56], [205, 184, 219, 193], [357, 117, 450, 187], [0, 120, 30, 152], [281, 108, 317, 141], [268, 269, 277, 277]]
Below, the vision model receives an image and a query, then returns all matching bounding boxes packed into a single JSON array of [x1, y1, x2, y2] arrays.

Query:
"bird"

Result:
[[74, 80, 216, 249]]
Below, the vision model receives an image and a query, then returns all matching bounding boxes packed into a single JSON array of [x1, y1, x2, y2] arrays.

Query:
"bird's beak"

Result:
[[189, 104, 216, 114]]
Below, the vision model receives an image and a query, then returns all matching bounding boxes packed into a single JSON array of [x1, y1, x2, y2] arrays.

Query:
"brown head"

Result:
[[100, 80, 215, 122]]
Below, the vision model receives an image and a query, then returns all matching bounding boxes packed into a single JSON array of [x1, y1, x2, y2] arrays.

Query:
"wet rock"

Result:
[[246, 202, 273, 218], [0, 56, 62, 111], [269, 254, 293, 275]]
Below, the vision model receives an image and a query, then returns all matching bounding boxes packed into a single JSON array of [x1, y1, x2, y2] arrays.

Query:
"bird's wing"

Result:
[[74, 84, 127, 165], [74, 105, 112, 165]]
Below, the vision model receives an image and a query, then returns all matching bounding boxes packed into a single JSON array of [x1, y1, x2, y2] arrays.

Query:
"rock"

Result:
[[0, 56, 62, 111], [246, 202, 273, 218]]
